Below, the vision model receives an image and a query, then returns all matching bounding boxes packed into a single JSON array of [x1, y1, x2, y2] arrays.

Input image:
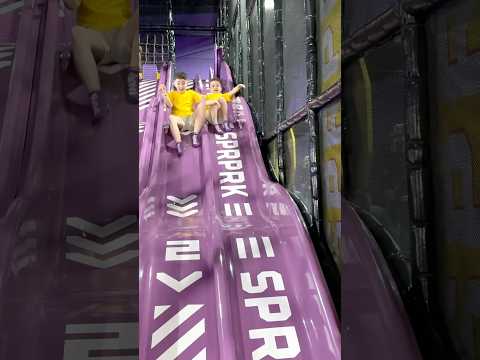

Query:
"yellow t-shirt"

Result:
[[167, 90, 203, 117], [77, 0, 132, 32], [205, 92, 233, 103]]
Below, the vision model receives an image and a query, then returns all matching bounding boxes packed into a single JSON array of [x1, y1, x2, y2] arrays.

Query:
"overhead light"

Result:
[[265, 0, 274, 10]]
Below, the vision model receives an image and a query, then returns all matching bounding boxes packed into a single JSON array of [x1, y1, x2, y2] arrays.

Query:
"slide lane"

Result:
[[139, 61, 340, 359], [139, 63, 171, 191]]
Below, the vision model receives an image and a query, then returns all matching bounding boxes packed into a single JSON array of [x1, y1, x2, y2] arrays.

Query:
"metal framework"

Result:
[[225, 0, 341, 309], [140, 0, 175, 66], [341, 0, 458, 358], [140, 33, 169, 65]]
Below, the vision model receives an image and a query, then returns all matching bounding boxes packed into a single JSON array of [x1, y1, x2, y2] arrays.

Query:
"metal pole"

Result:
[[256, 0, 266, 136], [274, 0, 286, 185]]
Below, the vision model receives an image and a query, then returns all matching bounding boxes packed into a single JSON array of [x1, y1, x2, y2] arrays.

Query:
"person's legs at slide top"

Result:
[[120, 7, 140, 104], [205, 102, 224, 135], [218, 97, 231, 132], [169, 115, 185, 156], [72, 25, 110, 123], [192, 99, 207, 147], [69, 0, 139, 122]]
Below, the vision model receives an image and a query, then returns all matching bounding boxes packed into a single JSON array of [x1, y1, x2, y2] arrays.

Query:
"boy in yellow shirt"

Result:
[[159, 73, 206, 156], [205, 78, 245, 134], [64, 0, 139, 122]]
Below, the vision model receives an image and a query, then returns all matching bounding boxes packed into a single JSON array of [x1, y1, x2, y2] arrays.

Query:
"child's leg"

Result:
[[72, 26, 109, 93], [205, 109, 214, 125], [218, 98, 228, 123], [169, 115, 184, 143], [193, 100, 207, 134], [208, 104, 220, 125], [129, 11, 139, 70]]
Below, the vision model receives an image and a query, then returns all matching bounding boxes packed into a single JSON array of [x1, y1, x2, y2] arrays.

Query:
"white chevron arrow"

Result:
[[156, 271, 203, 293], [166, 209, 198, 218], [66, 216, 137, 238], [66, 233, 138, 255], [66, 250, 138, 269], [0, 1, 24, 15], [166, 194, 198, 217], [143, 211, 155, 221], [166, 202, 198, 212], [166, 194, 197, 205], [0, 45, 14, 70]]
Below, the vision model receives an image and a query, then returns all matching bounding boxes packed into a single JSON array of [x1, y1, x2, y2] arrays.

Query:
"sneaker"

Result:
[[90, 91, 108, 124], [192, 133, 201, 147], [213, 124, 224, 135], [126, 69, 139, 104], [176, 142, 183, 156]]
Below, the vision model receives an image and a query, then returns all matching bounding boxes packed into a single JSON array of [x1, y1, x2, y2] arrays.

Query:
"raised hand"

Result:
[[158, 84, 167, 95]]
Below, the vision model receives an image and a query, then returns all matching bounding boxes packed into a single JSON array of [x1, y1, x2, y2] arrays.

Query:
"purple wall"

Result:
[[173, 13, 217, 80], [175, 35, 215, 80]]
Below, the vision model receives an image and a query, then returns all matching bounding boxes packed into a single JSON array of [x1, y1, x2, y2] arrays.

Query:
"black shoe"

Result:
[[213, 124, 224, 135], [126, 69, 139, 104], [176, 142, 183, 156], [90, 91, 108, 124], [192, 133, 201, 148]]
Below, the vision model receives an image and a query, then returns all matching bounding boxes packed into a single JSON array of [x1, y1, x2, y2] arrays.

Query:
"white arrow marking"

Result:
[[154, 306, 169, 320], [166, 202, 198, 212], [0, 52, 13, 60], [19, 219, 36, 236], [156, 271, 203, 293], [151, 305, 203, 349], [166, 194, 197, 205], [144, 211, 155, 220], [66, 233, 138, 255], [192, 348, 207, 360], [166, 209, 198, 218], [12, 254, 36, 274], [66, 250, 138, 268], [157, 319, 205, 360], [0, 61, 12, 69], [66, 216, 137, 238], [0, 1, 24, 14]]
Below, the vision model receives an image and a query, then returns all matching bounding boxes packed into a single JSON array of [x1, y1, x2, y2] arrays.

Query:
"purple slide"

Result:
[[139, 58, 341, 359], [342, 199, 422, 360]]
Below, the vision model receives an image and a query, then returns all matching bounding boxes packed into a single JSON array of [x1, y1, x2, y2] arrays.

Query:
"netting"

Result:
[[248, 1, 262, 118], [283, 0, 307, 118], [343, 0, 398, 38], [232, 16, 241, 82], [0, 11, 20, 141], [344, 35, 411, 266], [318, 101, 342, 266], [283, 120, 312, 214], [139, 33, 170, 65], [268, 138, 280, 180], [263, 5, 277, 138], [426, 1, 480, 358], [317, 0, 341, 93]]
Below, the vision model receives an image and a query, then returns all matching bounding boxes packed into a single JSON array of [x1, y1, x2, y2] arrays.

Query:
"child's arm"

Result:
[[227, 84, 246, 97], [158, 84, 173, 108], [64, 0, 81, 10]]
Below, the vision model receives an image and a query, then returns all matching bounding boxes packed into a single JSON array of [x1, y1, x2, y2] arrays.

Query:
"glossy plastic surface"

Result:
[[139, 60, 341, 360], [342, 199, 422, 360]]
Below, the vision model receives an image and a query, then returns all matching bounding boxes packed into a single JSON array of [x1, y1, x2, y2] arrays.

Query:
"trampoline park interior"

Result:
[[0, 0, 479, 359]]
